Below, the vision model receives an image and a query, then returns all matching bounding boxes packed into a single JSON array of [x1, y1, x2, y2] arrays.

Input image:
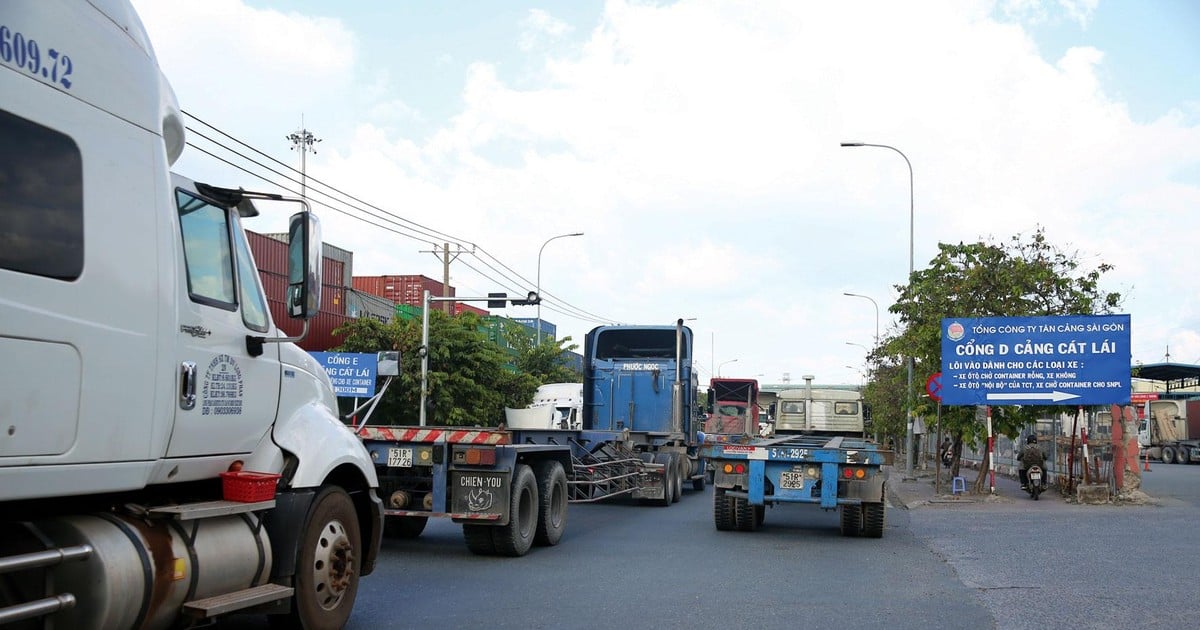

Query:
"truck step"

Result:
[[183, 583, 293, 618], [147, 499, 275, 520], [0, 544, 92, 574], [0, 594, 78, 626]]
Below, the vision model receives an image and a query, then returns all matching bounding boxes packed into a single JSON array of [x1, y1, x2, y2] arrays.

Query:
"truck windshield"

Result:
[[594, 329, 688, 360]]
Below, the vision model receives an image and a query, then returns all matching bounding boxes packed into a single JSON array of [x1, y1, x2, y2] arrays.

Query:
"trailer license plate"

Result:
[[780, 471, 805, 489], [388, 447, 413, 468]]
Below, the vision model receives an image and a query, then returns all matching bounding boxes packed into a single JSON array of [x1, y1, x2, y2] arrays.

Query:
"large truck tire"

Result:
[[383, 516, 428, 539], [692, 458, 707, 491], [734, 497, 758, 532], [1175, 447, 1189, 465], [713, 487, 736, 531], [862, 502, 885, 538], [652, 453, 675, 507], [1161, 446, 1175, 464], [671, 454, 684, 503], [274, 486, 361, 629], [839, 504, 863, 537], [533, 460, 568, 546], [492, 464, 538, 557], [462, 524, 496, 555]]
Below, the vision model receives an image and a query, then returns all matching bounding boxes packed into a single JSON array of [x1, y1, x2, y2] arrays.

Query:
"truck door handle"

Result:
[[180, 361, 197, 410]]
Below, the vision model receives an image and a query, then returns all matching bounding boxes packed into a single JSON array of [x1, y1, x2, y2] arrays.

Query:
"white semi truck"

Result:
[[0, 1, 382, 628]]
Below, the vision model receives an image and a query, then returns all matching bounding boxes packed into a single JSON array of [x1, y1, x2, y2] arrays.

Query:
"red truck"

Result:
[[704, 378, 760, 435]]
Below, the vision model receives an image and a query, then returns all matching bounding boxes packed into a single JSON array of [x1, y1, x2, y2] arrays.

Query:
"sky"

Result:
[[129, 0, 1200, 387]]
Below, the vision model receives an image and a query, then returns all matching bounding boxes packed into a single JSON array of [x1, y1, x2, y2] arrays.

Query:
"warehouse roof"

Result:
[[1133, 362, 1200, 391]]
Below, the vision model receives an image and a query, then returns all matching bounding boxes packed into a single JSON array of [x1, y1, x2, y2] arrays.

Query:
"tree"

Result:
[[885, 228, 1122, 492], [503, 321, 582, 385], [333, 313, 582, 427], [862, 361, 907, 451]]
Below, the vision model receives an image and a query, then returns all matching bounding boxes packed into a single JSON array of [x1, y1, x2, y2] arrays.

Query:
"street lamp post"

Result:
[[845, 365, 866, 388], [718, 358, 739, 377], [842, 141, 915, 480], [843, 292, 880, 347], [536, 232, 584, 344]]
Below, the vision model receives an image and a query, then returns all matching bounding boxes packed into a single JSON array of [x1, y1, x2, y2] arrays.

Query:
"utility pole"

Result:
[[286, 122, 321, 200], [419, 243, 470, 314]]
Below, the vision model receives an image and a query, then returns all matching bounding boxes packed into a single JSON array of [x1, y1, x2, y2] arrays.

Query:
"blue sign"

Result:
[[940, 315, 1130, 406], [309, 352, 378, 397]]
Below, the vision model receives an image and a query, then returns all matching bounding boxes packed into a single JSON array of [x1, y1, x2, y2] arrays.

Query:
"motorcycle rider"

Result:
[[940, 437, 954, 468], [1018, 434, 1046, 490]]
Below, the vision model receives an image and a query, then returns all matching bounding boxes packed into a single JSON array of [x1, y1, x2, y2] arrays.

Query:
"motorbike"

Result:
[[1025, 465, 1045, 500]]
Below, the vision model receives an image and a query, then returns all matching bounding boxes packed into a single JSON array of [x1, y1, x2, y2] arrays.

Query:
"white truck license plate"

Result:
[[388, 447, 413, 468], [779, 471, 805, 489]]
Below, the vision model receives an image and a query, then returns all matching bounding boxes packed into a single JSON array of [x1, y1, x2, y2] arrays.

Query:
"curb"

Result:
[[885, 485, 928, 510]]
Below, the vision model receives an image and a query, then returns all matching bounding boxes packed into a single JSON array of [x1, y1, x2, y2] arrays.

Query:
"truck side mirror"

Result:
[[287, 211, 323, 319], [377, 351, 400, 377]]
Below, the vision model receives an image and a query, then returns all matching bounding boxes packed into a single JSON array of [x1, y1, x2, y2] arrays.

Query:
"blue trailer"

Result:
[[699, 433, 889, 537]]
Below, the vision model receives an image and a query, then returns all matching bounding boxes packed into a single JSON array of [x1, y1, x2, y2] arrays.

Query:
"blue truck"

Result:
[[581, 320, 707, 497], [354, 320, 703, 556], [699, 378, 888, 537]]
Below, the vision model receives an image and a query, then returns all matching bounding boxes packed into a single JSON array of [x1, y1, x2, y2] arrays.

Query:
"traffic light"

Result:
[[510, 291, 540, 306], [487, 291, 540, 307]]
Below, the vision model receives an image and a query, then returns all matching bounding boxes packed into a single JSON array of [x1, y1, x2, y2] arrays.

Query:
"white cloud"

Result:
[[131, 0, 1200, 384], [1000, 0, 1098, 28], [519, 9, 574, 52]]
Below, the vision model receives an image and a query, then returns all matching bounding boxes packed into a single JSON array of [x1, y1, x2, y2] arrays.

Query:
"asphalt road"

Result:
[[906, 462, 1200, 630], [349, 491, 992, 630], [217, 464, 1200, 630], [221, 484, 990, 630]]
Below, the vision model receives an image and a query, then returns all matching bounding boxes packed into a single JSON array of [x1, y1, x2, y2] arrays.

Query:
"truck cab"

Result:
[[1, 2, 380, 627], [704, 378, 760, 435]]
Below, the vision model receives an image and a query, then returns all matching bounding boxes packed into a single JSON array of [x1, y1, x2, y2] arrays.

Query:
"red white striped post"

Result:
[[986, 406, 995, 494]]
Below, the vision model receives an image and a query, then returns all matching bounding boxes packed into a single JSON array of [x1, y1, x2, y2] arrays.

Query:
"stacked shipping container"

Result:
[[352, 275, 451, 306], [455, 303, 489, 317], [248, 231, 352, 351], [511, 317, 556, 340]]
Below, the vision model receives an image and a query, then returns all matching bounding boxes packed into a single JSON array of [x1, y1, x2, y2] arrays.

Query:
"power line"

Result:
[[181, 111, 619, 325], [186, 112, 466, 246]]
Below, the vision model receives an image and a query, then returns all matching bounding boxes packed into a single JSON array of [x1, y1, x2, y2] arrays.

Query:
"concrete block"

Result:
[[1076, 483, 1110, 504]]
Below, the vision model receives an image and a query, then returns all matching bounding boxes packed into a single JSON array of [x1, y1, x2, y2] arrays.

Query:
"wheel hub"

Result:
[[312, 518, 355, 610]]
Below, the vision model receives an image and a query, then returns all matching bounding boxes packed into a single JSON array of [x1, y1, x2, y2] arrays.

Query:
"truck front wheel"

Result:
[[652, 453, 675, 507], [277, 486, 361, 629], [671, 454, 684, 503]]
